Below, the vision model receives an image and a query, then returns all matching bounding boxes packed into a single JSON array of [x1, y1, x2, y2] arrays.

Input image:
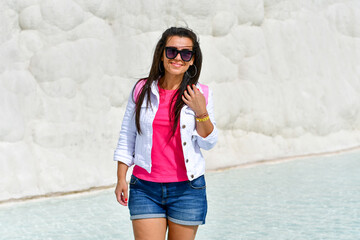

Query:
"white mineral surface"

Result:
[[1, 0, 360, 201]]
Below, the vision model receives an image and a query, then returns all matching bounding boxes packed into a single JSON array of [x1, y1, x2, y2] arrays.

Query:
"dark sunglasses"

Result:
[[165, 47, 194, 62]]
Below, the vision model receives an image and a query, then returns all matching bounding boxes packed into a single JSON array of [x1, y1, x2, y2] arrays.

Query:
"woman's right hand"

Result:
[[115, 179, 128, 206]]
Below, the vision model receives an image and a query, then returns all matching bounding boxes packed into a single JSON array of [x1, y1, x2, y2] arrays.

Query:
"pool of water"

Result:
[[1, 151, 359, 240]]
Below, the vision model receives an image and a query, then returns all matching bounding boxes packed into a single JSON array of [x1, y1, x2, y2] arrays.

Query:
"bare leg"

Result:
[[132, 218, 167, 240], [167, 220, 198, 240]]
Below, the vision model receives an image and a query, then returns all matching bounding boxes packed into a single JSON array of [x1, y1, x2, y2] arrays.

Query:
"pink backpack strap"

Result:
[[198, 83, 209, 105], [133, 79, 146, 102]]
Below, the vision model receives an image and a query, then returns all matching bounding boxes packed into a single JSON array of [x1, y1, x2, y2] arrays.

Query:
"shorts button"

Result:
[[191, 174, 194, 179], [182, 124, 186, 129], [183, 142, 186, 146], [186, 159, 189, 163]]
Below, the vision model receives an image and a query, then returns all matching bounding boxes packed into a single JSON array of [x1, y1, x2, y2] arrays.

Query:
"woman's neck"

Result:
[[159, 75, 183, 90]]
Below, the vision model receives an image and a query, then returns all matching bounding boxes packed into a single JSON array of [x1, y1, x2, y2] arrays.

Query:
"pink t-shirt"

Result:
[[132, 85, 188, 182]]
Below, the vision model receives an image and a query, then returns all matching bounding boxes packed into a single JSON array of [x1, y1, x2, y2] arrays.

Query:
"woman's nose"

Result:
[[174, 52, 182, 61]]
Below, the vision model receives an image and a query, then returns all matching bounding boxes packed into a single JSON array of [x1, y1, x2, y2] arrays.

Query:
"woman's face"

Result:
[[162, 36, 194, 78]]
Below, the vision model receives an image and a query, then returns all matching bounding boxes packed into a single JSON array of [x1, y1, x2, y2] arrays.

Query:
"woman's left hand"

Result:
[[182, 84, 207, 116]]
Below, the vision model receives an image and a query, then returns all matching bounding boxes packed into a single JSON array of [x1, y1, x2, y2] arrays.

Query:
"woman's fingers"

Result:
[[115, 190, 124, 205], [184, 84, 199, 100], [183, 89, 191, 100], [187, 85, 195, 97], [182, 94, 188, 103], [123, 188, 128, 204], [183, 85, 206, 114], [183, 84, 203, 104], [115, 182, 128, 206]]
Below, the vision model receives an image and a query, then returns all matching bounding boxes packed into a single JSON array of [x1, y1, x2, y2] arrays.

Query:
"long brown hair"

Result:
[[133, 27, 202, 135]]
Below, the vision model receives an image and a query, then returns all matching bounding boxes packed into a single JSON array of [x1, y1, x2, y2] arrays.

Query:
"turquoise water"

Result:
[[1, 151, 359, 240]]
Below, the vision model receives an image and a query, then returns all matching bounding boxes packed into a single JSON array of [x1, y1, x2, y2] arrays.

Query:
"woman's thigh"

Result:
[[132, 218, 167, 240], [167, 220, 198, 240]]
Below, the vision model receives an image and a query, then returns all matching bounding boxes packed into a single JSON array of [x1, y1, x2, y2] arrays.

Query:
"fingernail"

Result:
[[125, 198, 128, 202]]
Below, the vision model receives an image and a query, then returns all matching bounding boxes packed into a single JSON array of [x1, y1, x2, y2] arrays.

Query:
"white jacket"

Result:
[[113, 79, 218, 180]]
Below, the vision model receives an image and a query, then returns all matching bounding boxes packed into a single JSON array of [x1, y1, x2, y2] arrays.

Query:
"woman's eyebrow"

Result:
[[166, 45, 193, 49]]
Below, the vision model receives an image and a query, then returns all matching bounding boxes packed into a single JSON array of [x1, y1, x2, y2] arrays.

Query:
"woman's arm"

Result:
[[114, 86, 138, 206]]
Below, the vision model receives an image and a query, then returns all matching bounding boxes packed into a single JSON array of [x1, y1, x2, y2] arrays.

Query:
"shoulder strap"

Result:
[[198, 83, 209, 105], [133, 79, 146, 102]]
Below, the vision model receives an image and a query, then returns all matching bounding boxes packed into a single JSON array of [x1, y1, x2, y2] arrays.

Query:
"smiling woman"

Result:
[[113, 27, 218, 240]]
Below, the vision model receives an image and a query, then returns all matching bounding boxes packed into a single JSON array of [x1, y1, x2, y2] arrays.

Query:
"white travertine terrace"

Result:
[[1, 0, 360, 201]]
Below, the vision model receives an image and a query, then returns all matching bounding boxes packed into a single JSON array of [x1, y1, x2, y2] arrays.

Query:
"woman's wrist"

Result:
[[195, 111, 209, 122], [117, 162, 128, 183], [117, 178, 127, 184], [195, 111, 208, 118]]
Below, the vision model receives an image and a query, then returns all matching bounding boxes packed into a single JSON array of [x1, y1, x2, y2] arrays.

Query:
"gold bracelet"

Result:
[[196, 115, 210, 122]]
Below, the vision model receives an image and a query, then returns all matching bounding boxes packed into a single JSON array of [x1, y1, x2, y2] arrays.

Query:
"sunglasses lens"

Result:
[[165, 48, 177, 59], [180, 50, 193, 62]]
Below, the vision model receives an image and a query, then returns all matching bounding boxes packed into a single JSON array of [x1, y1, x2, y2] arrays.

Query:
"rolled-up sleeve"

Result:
[[113, 91, 137, 166], [193, 88, 218, 150]]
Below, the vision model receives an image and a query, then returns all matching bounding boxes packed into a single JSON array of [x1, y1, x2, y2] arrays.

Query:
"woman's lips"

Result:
[[170, 61, 184, 67]]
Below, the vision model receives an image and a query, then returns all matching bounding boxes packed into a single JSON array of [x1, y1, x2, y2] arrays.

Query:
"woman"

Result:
[[114, 27, 218, 240]]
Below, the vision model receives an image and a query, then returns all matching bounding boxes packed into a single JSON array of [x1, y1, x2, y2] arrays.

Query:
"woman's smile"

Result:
[[169, 61, 184, 68]]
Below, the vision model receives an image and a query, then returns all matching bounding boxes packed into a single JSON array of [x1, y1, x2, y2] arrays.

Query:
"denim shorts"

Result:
[[128, 174, 207, 226]]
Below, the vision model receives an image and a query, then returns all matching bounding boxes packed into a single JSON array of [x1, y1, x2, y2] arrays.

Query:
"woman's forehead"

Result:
[[166, 36, 193, 48]]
